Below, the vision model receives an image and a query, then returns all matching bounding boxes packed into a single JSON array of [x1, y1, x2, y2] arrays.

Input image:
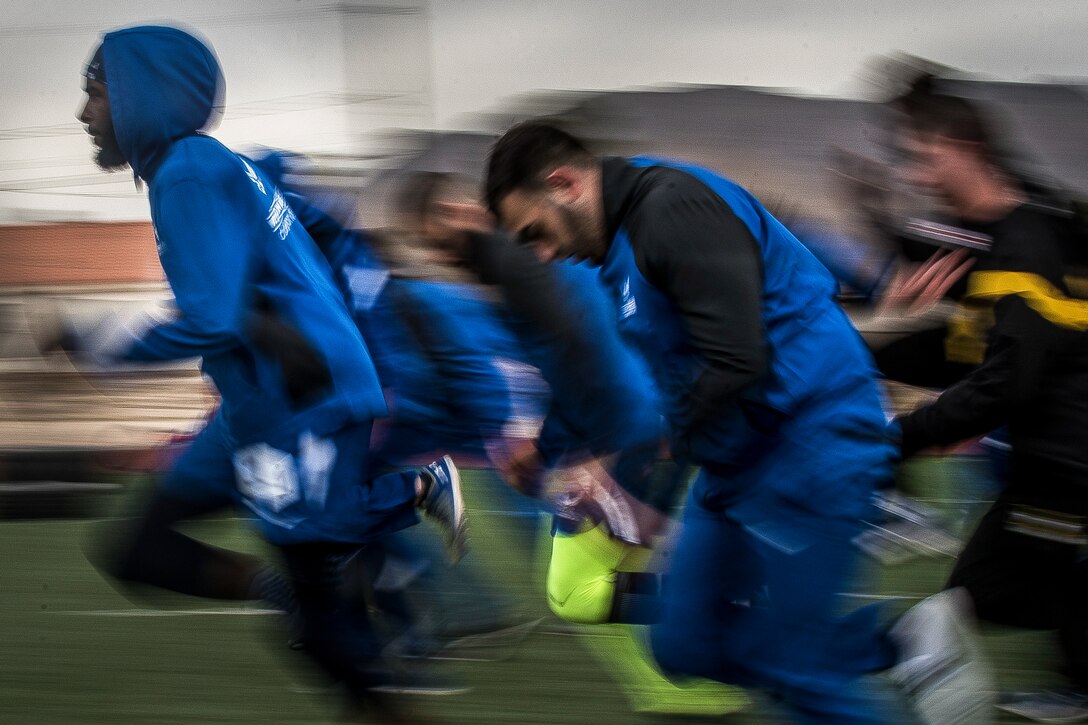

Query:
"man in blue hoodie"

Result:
[[74, 25, 465, 718]]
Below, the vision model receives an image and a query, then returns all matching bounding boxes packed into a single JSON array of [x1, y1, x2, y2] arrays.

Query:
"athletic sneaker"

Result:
[[855, 490, 962, 565], [434, 617, 544, 662], [996, 687, 1088, 723], [388, 616, 543, 663], [367, 669, 472, 697], [248, 566, 306, 650], [888, 587, 995, 724], [418, 456, 468, 563]]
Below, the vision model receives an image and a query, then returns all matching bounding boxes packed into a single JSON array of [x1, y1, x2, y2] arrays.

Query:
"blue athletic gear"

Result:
[[596, 156, 901, 722], [89, 26, 421, 545]]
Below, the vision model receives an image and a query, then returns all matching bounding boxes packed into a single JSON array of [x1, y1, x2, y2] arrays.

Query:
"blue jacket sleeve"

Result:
[[119, 177, 256, 362], [629, 185, 767, 455], [393, 284, 512, 439]]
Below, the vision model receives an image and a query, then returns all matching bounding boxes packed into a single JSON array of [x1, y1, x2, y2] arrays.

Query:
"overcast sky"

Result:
[[1, 0, 1084, 220], [427, 0, 1086, 122]]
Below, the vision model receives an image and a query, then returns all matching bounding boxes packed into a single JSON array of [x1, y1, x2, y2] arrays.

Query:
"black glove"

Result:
[[40, 326, 82, 356], [247, 296, 333, 409]]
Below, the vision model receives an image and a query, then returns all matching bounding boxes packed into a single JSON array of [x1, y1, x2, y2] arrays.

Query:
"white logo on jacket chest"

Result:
[[620, 277, 637, 319], [240, 159, 266, 195], [267, 190, 296, 240]]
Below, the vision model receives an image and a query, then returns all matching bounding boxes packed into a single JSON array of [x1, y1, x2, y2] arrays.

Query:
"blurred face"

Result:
[[497, 178, 607, 265], [410, 192, 494, 266], [420, 210, 471, 265], [897, 130, 984, 216], [78, 79, 126, 170]]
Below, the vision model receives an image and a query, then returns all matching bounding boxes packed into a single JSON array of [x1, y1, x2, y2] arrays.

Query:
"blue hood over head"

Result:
[[97, 25, 224, 181]]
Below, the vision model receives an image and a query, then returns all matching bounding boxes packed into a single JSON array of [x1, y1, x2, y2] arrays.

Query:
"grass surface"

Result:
[[0, 458, 1060, 723]]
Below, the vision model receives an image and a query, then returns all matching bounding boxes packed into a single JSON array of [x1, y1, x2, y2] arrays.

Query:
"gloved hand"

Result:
[[247, 298, 333, 409], [27, 298, 81, 357], [486, 436, 544, 497], [38, 325, 82, 357]]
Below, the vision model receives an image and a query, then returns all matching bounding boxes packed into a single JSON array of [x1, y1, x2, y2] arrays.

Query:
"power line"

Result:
[[0, 123, 83, 142], [225, 90, 421, 119], [0, 154, 95, 172], [0, 90, 425, 140], [0, 188, 145, 198], [0, 172, 134, 192]]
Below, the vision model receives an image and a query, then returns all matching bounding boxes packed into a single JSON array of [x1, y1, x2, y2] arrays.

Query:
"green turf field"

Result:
[[0, 458, 1060, 723]]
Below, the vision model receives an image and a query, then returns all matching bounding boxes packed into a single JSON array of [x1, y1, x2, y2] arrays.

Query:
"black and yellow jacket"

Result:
[[897, 201, 1088, 509]]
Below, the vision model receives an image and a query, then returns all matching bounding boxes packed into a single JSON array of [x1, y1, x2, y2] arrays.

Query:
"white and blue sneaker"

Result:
[[418, 455, 467, 563], [888, 587, 996, 724]]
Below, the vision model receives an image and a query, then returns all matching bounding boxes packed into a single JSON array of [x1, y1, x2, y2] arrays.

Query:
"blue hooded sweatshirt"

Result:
[[90, 26, 387, 443]]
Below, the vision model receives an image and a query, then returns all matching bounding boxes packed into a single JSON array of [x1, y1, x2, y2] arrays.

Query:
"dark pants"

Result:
[[948, 497, 1088, 687], [97, 486, 253, 600], [96, 418, 421, 712], [279, 543, 391, 700], [97, 488, 402, 712], [651, 489, 900, 724]]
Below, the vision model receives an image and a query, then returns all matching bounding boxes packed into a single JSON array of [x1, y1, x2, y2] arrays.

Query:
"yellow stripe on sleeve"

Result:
[[966, 271, 1088, 331]]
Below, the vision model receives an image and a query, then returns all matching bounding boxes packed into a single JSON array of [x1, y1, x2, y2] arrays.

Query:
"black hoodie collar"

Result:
[[601, 156, 644, 243]]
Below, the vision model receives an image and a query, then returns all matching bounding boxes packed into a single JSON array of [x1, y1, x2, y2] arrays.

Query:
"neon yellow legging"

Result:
[[545, 523, 750, 715], [546, 523, 651, 624]]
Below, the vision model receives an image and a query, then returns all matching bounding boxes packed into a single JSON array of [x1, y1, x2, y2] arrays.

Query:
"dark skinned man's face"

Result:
[[77, 78, 126, 170]]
